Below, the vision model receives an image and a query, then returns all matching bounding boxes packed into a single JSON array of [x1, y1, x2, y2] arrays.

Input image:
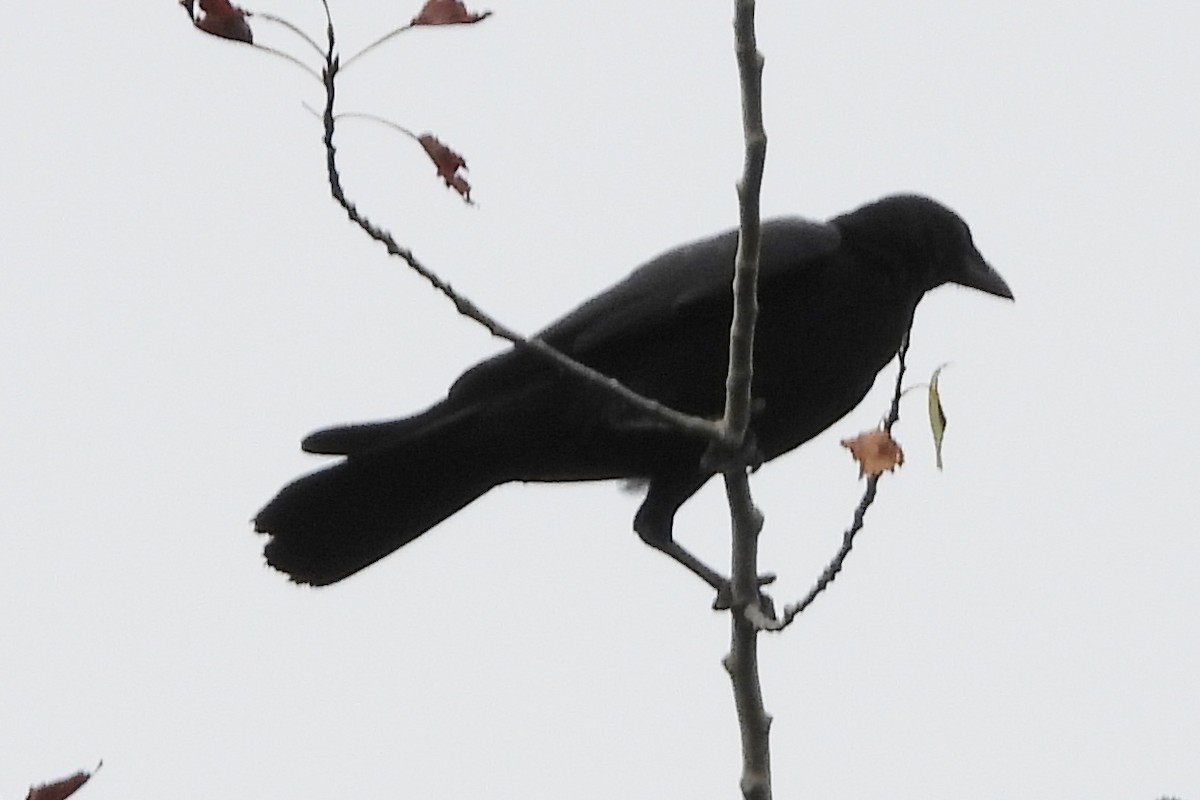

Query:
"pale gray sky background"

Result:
[[3, 1, 1198, 798]]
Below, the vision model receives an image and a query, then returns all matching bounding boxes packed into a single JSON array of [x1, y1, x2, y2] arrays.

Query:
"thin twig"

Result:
[[315, 19, 721, 442], [340, 25, 414, 73], [332, 111, 420, 141], [193, 8, 321, 83], [723, 1, 772, 799], [252, 11, 326, 58], [251, 43, 323, 82], [766, 329, 913, 631], [299, 106, 421, 143]]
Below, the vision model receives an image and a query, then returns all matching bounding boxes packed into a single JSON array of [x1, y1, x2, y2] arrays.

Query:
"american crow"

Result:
[[255, 194, 1012, 591]]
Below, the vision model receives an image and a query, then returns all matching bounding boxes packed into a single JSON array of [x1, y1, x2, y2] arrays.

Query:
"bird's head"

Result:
[[837, 194, 1014, 300]]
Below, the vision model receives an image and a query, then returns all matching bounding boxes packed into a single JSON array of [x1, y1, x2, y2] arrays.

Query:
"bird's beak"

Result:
[[958, 251, 1014, 300]]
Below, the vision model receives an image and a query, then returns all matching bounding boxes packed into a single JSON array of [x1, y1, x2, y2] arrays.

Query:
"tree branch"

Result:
[[723, 1, 772, 799], [767, 329, 913, 631], [723, 470, 771, 800], [314, 7, 722, 443]]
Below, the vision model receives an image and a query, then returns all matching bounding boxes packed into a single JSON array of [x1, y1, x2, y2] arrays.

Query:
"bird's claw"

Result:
[[712, 572, 777, 613], [701, 430, 764, 474]]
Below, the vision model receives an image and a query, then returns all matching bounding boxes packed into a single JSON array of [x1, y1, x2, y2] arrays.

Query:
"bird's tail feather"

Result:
[[255, 403, 501, 585], [300, 403, 474, 457]]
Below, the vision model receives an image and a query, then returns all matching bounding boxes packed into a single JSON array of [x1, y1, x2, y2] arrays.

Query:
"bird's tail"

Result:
[[254, 401, 503, 586]]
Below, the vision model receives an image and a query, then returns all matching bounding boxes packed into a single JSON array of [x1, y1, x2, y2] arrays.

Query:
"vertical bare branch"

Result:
[[723, 0, 772, 799], [723, 471, 772, 800], [722, 2, 767, 446]]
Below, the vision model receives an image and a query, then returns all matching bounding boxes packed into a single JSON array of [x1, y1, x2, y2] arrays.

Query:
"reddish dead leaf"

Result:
[[184, 0, 254, 44], [26, 767, 96, 800], [411, 0, 493, 26], [841, 429, 905, 479], [418, 134, 472, 201]]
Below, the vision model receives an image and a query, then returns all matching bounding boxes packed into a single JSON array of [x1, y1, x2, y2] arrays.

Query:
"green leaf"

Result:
[[928, 364, 949, 470]]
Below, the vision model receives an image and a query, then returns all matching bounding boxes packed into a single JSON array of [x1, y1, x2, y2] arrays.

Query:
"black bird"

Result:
[[255, 194, 1012, 592]]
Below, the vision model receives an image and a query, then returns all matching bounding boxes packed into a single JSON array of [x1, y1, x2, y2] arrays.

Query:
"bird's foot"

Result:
[[712, 572, 777, 615], [701, 429, 764, 474]]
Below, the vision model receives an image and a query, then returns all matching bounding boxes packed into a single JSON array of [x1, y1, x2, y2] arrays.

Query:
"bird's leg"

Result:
[[645, 536, 775, 611], [634, 476, 775, 610], [650, 536, 729, 593]]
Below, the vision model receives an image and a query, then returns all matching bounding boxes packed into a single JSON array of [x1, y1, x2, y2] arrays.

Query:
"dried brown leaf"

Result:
[[841, 429, 905, 479], [412, 0, 493, 26], [187, 0, 254, 44], [418, 134, 472, 201], [26, 767, 96, 800]]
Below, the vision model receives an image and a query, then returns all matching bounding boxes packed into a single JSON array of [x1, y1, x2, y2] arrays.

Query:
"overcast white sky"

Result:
[[3, 1, 1198, 798]]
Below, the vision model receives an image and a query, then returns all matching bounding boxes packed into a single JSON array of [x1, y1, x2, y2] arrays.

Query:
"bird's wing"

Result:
[[540, 217, 839, 353], [449, 217, 840, 399], [305, 219, 840, 454]]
